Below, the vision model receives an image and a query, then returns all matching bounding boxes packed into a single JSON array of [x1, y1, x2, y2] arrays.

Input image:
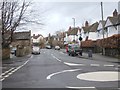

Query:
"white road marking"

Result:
[[0, 68, 15, 76], [1, 59, 30, 81], [0, 78, 5, 81], [66, 86, 96, 89], [51, 54, 61, 62], [64, 62, 85, 66], [104, 65, 114, 67], [115, 68, 119, 70], [90, 64, 100, 67], [77, 71, 120, 82], [46, 69, 81, 80]]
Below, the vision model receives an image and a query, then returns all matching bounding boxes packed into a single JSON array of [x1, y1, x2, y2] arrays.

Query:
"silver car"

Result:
[[32, 46, 40, 54]]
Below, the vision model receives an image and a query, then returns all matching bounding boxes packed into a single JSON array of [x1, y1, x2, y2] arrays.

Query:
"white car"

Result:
[[46, 45, 51, 49], [55, 46, 60, 50], [32, 46, 40, 54]]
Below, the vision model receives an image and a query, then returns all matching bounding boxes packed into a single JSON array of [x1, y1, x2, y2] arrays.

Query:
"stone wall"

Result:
[[2, 48, 10, 60]]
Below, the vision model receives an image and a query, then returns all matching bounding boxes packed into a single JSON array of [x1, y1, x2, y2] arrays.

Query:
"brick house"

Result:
[[11, 31, 31, 57]]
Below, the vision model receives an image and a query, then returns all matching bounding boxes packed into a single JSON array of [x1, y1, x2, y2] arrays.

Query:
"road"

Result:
[[2, 49, 120, 90]]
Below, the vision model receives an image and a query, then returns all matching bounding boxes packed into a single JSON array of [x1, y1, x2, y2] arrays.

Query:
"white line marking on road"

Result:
[[4, 75, 10, 78], [90, 64, 100, 67], [115, 68, 120, 70], [0, 68, 15, 76], [46, 69, 81, 80], [0, 78, 5, 81], [66, 86, 96, 89], [1, 59, 30, 81], [104, 65, 114, 67], [51, 54, 61, 62], [64, 62, 85, 66]]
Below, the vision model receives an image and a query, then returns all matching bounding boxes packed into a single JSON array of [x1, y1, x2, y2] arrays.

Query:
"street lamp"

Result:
[[72, 18, 75, 41]]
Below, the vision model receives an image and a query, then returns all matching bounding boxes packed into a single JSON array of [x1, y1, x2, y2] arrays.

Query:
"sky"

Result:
[[17, 1, 119, 37]]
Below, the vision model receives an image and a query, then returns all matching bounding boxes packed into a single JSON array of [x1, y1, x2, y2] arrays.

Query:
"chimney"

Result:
[[113, 9, 118, 17], [33, 34, 35, 37], [69, 26, 71, 31], [85, 21, 89, 27]]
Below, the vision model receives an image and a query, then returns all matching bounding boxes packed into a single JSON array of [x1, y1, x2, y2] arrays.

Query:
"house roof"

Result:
[[82, 25, 92, 33], [107, 16, 118, 25], [67, 27, 79, 36], [90, 22, 99, 32], [99, 20, 106, 27], [13, 31, 31, 40], [116, 14, 120, 25], [32, 34, 43, 39]]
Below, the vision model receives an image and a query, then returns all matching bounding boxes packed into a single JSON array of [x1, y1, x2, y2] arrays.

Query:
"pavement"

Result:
[[2, 54, 32, 73], [2, 54, 31, 64], [60, 49, 120, 63]]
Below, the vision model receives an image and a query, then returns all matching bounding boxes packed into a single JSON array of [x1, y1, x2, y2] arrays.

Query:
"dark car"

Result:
[[67, 44, 82, 56]]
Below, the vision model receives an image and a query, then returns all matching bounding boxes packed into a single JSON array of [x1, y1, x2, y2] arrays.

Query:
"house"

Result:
[[51, 32, 65, 48], [81, 21, 93, 41], [88, 22, 99, 40], [31, 34, 45, 48], [104, 9, 119, 37], [11, 31, 31, 57], [97, 20, 106, 39], [66, 26, 80, 43]]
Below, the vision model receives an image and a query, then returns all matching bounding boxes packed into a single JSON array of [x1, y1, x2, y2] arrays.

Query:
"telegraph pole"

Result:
[[101, 2, 105, 55]]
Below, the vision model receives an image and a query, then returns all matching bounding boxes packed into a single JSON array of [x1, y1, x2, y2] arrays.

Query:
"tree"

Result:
[[1, 0, 30, 48]]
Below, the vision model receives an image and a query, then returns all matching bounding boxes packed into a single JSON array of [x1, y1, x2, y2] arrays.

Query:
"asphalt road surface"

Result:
[[2, 49, 120, 90]]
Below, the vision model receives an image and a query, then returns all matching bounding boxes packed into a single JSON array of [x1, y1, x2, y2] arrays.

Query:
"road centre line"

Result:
[[51, 54, 61, 62], [64, 62, 85, 66], [90, 64, 100, 67], [51, 54, 118, 68], [46, 69, 81, 80], [66, 86, 96, 89], [104, 64, 114, 67]]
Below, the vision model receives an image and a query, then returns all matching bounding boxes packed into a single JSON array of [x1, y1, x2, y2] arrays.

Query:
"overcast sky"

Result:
[[17, 1, 119, 37]]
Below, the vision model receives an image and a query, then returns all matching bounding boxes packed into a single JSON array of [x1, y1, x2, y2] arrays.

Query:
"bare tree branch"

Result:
[[1, 0, 30, 48]]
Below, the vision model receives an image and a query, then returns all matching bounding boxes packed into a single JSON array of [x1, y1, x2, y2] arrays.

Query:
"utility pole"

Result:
[[101, 2, 105, 55], [72, 18, 75, 42]]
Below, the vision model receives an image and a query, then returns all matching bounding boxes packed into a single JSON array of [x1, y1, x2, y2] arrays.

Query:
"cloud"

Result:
[[18, 2, 118, 37]]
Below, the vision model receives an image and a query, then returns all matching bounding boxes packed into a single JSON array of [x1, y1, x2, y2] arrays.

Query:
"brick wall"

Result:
[[81, 34, 120, 57]]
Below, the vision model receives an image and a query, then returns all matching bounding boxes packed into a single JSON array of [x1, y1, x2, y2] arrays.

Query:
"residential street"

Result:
[[2, 49, 120, 90]]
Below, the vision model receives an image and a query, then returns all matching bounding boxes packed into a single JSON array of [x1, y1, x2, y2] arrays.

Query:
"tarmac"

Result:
[[60, 49, 120, 63]]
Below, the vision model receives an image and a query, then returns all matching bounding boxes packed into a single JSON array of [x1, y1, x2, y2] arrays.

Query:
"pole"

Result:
[[72, 18, 75, 42], [101, 2, 105, 55]]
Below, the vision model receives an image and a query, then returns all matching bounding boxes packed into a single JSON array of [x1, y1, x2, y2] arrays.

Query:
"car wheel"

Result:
[[72, 53, 75, 56], [68, 53, 70, 56]]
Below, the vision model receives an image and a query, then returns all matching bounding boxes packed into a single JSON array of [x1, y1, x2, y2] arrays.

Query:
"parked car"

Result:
[[46, 45, 52, 49], [67, 44, 82, 56], [32, 46, 40, 54], [10, 47, 16, 54], [55, 46, 60, 50]]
